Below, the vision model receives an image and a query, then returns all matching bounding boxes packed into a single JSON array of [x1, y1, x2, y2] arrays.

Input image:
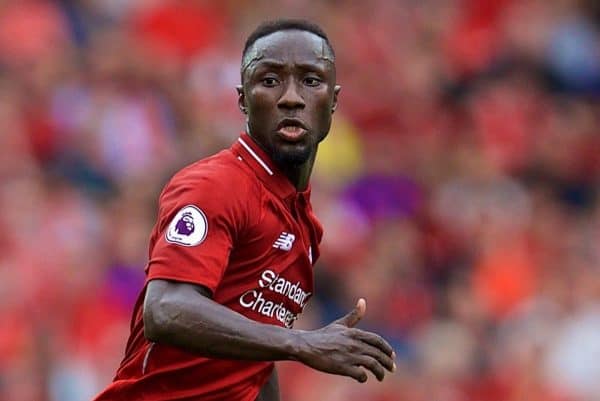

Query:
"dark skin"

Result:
[[144, 30, 396, 401], [237, 29, 339, 190]]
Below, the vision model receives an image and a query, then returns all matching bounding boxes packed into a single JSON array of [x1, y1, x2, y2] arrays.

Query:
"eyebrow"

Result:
[[253, 59, 328, 73], [255, 59, 285, 68]]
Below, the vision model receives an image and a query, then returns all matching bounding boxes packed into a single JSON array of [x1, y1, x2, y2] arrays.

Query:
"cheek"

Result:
[[312, 95, 333, 123], [312, 96, 334, 140], [248, 88, 279, 115]]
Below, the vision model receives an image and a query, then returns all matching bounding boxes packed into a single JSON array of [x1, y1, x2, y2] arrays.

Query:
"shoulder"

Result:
[[163, 150, 259, 202], [158, 149, 262, 229]]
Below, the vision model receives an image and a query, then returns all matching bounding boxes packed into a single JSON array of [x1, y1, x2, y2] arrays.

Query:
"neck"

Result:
[[279, 150, 317, 191], [245, 128, 317, 191]]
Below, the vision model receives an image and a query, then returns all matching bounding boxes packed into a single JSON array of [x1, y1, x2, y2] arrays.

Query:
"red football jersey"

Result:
[[94, 133, 323, 401]]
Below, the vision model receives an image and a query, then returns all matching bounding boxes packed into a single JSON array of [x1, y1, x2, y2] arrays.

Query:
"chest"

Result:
[[213, 192, 322, 327]]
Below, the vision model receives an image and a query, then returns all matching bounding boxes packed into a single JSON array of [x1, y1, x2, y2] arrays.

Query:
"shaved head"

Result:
[[241, 19, 335, 83]]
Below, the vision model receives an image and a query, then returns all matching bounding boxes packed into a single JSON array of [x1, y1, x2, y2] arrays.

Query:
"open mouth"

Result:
[[277, 119, 308, 142], [278, 125, 306, 141]]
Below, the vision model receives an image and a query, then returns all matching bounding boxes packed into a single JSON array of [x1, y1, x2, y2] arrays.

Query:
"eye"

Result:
[[303, 77, 322, 87], [262, 77, 279, 87]]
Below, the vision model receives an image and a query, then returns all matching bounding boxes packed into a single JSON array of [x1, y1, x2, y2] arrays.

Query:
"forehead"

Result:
[[244, 30, 334, 71]]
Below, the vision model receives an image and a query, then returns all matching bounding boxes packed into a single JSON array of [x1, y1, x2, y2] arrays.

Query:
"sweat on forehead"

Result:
[[241, 30, 335, 77]]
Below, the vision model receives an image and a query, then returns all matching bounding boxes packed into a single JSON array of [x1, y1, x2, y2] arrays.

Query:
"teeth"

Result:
[[282, 126, 301, 132]]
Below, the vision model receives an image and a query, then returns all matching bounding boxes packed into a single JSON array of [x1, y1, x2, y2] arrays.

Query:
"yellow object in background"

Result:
[[314, 115, 364, 188]]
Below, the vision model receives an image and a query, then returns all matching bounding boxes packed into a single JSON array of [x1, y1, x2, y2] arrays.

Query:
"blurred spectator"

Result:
[[2, 0, 600, 400]]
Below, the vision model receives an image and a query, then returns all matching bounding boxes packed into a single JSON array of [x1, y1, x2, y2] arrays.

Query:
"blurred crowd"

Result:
[[1, 0, 600, 400]]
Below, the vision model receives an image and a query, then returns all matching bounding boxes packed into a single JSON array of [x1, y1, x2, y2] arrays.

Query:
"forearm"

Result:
[[143, 280, 301, 361]]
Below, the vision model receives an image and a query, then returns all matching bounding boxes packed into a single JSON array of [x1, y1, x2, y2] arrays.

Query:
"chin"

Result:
[[272, 145, 312, 167]]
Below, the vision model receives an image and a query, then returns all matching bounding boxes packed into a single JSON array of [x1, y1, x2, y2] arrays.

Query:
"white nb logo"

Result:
[[273, 232, 295, 251]]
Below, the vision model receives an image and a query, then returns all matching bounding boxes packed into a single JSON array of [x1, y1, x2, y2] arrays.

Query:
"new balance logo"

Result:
[[273, 232, 295, 251]]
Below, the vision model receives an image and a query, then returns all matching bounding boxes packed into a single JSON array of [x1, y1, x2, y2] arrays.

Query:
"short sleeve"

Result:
[[146, 168, 247, 293]]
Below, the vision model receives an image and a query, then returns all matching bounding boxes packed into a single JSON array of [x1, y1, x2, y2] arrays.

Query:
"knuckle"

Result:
[[349, 328, 363, 338], [345, 328, 357, 338], [346, 328, 357, 339]]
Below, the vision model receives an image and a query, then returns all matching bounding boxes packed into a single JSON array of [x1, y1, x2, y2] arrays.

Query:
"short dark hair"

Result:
[[242, 19, 335, 63]]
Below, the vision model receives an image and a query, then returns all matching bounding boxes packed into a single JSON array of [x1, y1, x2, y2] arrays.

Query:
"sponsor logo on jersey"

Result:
[[165, 205, 208, 246], [273, 232, 295, 251], [239, 269, 312, 328]]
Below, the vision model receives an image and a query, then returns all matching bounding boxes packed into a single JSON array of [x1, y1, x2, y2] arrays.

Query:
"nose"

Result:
[[277, 80, 305, 110]]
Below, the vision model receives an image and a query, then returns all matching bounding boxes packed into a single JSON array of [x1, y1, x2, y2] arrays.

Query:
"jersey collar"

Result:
[[231, 132, 303, 201]]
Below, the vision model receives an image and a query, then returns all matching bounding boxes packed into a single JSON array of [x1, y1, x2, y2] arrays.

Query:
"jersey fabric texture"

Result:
[[94, 133, 323, 401]]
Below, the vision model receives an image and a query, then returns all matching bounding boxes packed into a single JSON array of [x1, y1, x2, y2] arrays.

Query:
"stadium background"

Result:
[[2, 0, 600, 400]]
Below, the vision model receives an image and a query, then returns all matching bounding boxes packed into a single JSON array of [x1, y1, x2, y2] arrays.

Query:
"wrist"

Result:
[[284, 329, 308, 362]]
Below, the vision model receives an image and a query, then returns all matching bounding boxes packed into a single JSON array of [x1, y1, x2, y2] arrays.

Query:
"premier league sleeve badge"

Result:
[[165, 205, 208, 246]]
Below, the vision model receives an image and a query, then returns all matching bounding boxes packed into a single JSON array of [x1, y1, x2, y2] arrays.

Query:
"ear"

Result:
[[236, 85, 247, 114], [331, 85, 341, 113]]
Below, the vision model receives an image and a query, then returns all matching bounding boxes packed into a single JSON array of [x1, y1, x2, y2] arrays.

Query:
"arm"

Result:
[[144, 279, 296, 360], [143, 279, 396, 382]]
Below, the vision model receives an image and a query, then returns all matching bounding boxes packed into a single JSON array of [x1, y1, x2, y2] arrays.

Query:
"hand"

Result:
[[293, 298, 396, 383]]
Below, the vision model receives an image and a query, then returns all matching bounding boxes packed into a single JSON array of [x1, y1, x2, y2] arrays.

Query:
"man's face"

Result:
[[238, 30, 340, 167]]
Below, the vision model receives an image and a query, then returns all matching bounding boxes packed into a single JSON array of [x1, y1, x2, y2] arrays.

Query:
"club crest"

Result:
[[166, 205, 208, 246]]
